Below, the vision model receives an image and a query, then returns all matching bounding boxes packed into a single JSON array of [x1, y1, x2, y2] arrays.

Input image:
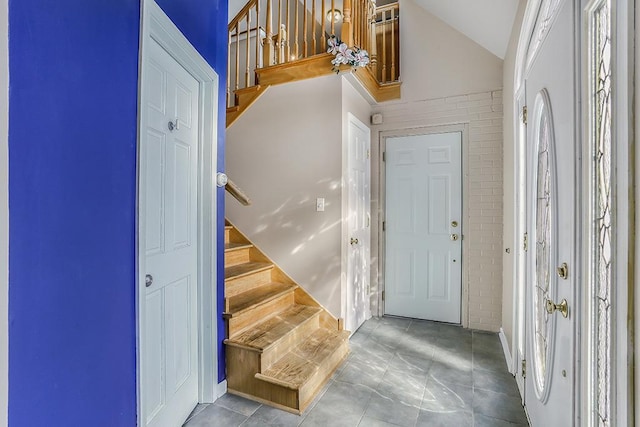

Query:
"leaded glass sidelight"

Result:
[[590, 0, 612, 425], [532, 94, 554, 396]]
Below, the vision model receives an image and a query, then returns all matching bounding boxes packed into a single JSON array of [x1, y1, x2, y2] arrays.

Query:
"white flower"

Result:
[[327, 36, 340, 55], [328, 38, 370, 72]]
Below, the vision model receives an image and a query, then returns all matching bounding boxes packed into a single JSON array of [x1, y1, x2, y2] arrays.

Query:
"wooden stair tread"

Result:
[[225, 282, 297, 316], [257, 329, 350, 388], [227, 305, 322, 351], [225, 242, 253, 252], [225, 262, 272, 280]]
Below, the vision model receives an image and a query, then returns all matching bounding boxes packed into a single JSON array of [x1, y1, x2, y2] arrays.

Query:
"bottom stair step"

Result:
[[257, 328, 350, 388], [254, 328, 350, 412]]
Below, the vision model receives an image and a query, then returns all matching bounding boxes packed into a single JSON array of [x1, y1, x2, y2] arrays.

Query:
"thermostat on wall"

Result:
[[371, 113, 383, 125]]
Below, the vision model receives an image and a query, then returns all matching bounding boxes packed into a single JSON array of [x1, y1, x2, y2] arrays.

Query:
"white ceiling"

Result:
[[412, 0, 520, 59]]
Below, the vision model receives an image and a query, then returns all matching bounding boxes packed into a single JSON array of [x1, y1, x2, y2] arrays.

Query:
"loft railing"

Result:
[[227, 0, 399, 109], [374, 2, 399, 84]]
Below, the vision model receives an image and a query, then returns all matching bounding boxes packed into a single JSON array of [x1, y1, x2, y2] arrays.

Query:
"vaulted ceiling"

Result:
[[412, 0, 521, 59]]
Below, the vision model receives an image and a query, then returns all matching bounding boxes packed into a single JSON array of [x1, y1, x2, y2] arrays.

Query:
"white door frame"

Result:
[[136, 0, 219, 423], [378, 123, 469, 327], [510, 86, 527, 397]]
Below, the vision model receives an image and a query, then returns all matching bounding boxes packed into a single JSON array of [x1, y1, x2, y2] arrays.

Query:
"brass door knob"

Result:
[[545, 298, 568, 318], [450, 234, 459, 241], [350, 237, 359, 245]]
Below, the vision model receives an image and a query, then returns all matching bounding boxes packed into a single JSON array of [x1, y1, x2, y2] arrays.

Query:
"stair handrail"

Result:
[[225, 178, 252, 206]]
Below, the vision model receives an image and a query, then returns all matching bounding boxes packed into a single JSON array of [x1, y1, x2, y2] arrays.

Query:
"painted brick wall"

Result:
[[371, 89, 504, 332]]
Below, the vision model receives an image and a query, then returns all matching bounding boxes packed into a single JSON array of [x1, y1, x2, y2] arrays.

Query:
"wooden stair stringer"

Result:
[[227, 84, 270, 129], [225, 219, 342, 331]]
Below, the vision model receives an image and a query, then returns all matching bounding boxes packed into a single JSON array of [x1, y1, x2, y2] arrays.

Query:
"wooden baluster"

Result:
[[227, 30, 232, 106], [391, 7, 395, 81], [312, 0, 316, 54], [277, 0, 282, 63], [255, 2, 260, 72], [369, 6, 377, 77], [381, 11, 386, 83], [286, 0, 291, 62], [358, 0, 362, 45], [235, 23, 240, 89], [294, 0, 299, 59], [264, 0, 274, 66], [245, 14, 251, 87], [342, 0, 353, 46], [330, 0, 335, 35], [321, 0, 326, 51], [352, 0, 358, 46], [303, 0, 307, 56]]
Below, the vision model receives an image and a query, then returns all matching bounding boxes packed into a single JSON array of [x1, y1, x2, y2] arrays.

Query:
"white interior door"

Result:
[[346, 114, 371, 333], [140, 38, 200, 427], [384, 132, 462, 323], [523, 1, 576, 424]]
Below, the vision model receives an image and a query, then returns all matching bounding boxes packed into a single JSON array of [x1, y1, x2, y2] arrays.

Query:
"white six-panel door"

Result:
[[141, 38, 200, 427], [384, 132, 462, 323], [346, 114, 371, 333]]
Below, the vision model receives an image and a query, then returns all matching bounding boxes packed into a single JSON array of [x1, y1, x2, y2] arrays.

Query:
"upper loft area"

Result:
[[226, 0, 401, 126]]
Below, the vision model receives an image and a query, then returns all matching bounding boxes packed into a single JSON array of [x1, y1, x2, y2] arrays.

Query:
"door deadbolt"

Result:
[[451, 221, 459, 228], [557, 263, 569, 280], [145, 274, 153, 288]]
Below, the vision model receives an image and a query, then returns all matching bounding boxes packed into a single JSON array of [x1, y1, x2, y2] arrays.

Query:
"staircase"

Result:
[[224, 221, 350, 413]]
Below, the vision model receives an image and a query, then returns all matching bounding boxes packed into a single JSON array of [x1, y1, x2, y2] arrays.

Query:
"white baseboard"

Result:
[[499, 327, 514, 374], [217, 379, 228, 399]]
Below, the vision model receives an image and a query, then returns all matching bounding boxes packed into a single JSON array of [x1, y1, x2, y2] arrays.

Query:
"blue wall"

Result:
[[8, 0, 227, 425]]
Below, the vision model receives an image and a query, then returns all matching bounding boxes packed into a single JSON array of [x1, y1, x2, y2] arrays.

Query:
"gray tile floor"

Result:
[[185, 316, 529, 427]]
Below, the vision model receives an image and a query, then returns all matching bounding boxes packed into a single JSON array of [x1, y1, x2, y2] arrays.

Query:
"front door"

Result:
[[523, 1, 576, 424], [384, 131, 462, 323], [346, 114, 371, 333], [140, 38, 200, 427]]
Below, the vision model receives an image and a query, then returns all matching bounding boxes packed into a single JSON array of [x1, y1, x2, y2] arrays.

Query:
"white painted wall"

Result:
[[500, 0, 526, 353], [399, 0, 504, 102], [0, 0, 8, 423], [226, 75, 370, 317]]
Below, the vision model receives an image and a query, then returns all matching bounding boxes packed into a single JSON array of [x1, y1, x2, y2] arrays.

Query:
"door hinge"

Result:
[[382, 221, 386, 231], [367, 149, 371, 159], [521, 359, 527, 379], [523, 232, 528, 252], [382, 151, 386, 162], [522, 106, 528, 125], [382, 290, 385, 301]]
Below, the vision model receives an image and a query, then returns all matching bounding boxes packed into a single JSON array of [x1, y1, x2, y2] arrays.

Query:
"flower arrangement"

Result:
[[327, 35, 370, 73]]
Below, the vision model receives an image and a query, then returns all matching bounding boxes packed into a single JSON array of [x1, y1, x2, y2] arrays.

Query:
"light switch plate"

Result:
[[316, 198, 325, 212]]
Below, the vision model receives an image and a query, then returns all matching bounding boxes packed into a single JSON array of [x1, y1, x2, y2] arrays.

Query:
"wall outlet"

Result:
[[316, 198, 325, 212]]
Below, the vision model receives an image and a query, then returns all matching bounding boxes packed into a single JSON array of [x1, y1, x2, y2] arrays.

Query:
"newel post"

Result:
[[341, 0, 354, 46]]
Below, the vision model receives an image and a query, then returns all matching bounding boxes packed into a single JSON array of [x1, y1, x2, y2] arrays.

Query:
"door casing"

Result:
[[378, 123, 469, 327], [136, 0, 219, 423]]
